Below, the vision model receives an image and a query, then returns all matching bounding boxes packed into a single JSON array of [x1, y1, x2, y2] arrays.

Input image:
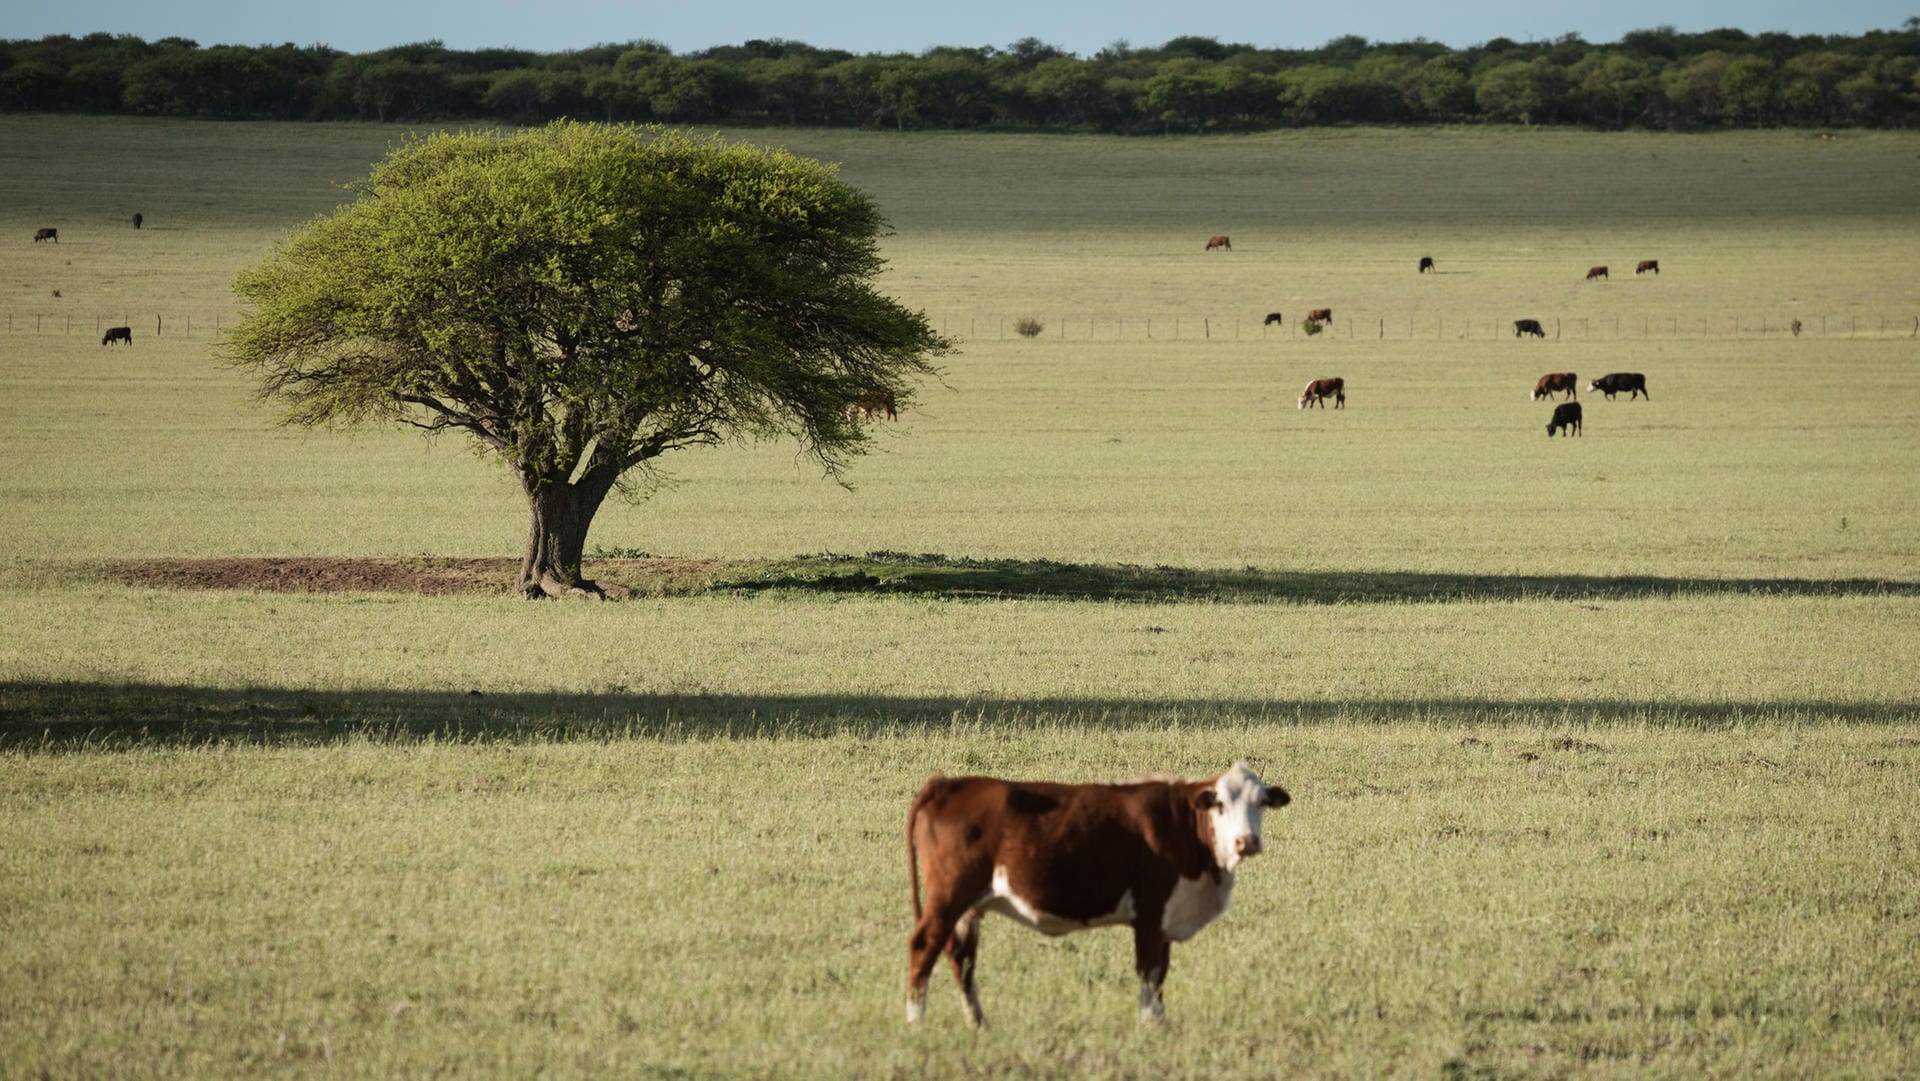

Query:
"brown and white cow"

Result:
[[1530, 372, 1577, 401], [1305, 308, 1332, 324], [33, 228, 58, 243], [1635, 259, 1658, 275], [1585, 265, 1609, 281], [1205, 235, 1232, 251], [848, 389, 897, 423], [906, 762, 1288, 1026], [1298, 377, 1345, 409]]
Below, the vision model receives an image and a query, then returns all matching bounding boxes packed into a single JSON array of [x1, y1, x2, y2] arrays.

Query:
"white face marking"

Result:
[[1162, 874, 1233, 941], [1208, 761, 1270, 872], [986, 866, 1134, 935]]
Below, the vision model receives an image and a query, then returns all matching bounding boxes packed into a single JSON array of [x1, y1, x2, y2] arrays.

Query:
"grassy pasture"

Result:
[[1, 116, 1917, 1078]]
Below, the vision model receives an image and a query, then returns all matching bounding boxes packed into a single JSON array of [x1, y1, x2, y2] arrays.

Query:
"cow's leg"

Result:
[[1132, 924, 1171, 1025], [947, 909, 985, 1026], [907, 910, 955, 1023]]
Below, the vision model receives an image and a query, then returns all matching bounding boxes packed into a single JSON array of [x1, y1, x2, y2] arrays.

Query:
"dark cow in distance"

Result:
[[33, 228, 57, 243], [1263, 312, 1283, 327], [1305, 308, 1332, 324], [1298, 377, 1345, 409], [1531, 372, 1577, 401], [101, 326, 132, 346], [1514, 318, 1546, 338], [1205, 235, 1232, 251], [133, 212, 144, 230], [907, 762, 1288, 1026], [848, 389, 897, 423], [1588, 372, 1648, 400], [1585, 265, 1609, 281], [1547, 401, 1582, 437], [1419, 256, 1435, 273], [1635, 259, 1658, 275]]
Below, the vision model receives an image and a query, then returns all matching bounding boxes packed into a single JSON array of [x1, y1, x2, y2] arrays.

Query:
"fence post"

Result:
[[1204, 318, 1210, 340]]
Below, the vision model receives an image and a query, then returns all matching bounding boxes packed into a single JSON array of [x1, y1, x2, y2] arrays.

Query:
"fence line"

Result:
[[5, 311, 1917, 343], [935, 312, 1920, 343]]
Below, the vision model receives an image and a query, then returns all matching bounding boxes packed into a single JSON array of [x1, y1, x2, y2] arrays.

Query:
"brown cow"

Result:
[[1547, 401, 1582, 437], [1298, 377, 1345, 409], [1530, 372, 1577, 401], [1205, 235, 1231, 251], [33, 228, 57, 243], [1419, 256, 1435, 273], [1635, 259, 1658, 275], [1585, 265, 1609, 281], [906, 762, 1288, 1026], [1305, 308, 1332, 324], [101, 326, 132, 346], [849, 389, 897, 423], [1514, 318, 1546, 338]]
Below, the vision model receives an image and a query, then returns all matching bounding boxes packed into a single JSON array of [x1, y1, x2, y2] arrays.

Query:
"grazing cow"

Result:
[[1513, 318, 1546, 338], [33, 228, 58, 243], [133, 212, 144, 230], [1305, 308, 1332, 324], [1205, 235, 1231, 251], [1547, 401, 1582, 437], [101, 326, 132, 346], [1298, 377, 1345, 410], [1587, 372, 1648, 400], [1530, 372, 1577, 401], [849, 389, 897, 423], [1263, 312, 1283, 327], [1419, 256, 1435, 273], [1585, 265, 1608, 281], [1635, 259, 1658, 275], [906, 762, 1288, 1026]]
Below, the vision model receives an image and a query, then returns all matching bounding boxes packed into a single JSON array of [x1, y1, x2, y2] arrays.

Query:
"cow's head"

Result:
[[1193, 761, 1289, 872]]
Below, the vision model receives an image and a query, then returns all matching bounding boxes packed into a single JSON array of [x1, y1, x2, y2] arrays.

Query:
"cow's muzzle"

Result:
[[1234, 835, 1262, 858]]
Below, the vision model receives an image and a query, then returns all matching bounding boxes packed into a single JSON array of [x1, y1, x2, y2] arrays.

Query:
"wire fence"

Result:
[[5, 310, 1917, 343], [930, 312, 1920, 343]]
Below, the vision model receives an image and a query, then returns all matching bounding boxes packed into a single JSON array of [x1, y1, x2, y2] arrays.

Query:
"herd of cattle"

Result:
[[31, 218, 145, 347]]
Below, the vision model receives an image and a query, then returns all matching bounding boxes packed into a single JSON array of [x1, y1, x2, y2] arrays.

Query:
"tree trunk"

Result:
[[517, 470, 618, 599]]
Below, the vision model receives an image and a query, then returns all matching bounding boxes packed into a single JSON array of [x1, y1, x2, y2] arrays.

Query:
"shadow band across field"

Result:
[[3, 682, 1913, 749]]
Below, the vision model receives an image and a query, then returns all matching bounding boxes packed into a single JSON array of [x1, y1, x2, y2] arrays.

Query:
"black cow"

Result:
[[33, 228, 58, 243], [1514, 319, 1545, 338], [102, 326, 132, 346], [1263, 312, 1283, 326], [1418, 256, 1435, 273], [1547, 401, 1582, 437], [1587, 373, 1648, 400], [133, 212, 144, 230]]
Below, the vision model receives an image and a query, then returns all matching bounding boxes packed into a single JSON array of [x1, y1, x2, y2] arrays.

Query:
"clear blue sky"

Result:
[[9, 1, 1915, 55]]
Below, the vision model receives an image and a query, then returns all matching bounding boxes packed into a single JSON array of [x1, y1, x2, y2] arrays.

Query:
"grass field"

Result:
[[1, 115, 1917, 1078]]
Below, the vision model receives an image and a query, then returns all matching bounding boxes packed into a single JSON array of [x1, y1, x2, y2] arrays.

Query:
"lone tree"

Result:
[[225, 122, 948, 597]]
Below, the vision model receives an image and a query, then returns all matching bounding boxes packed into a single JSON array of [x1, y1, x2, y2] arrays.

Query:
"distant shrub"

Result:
[[1014, 317, 1044, 338], [1303, 319, 1324, 336]]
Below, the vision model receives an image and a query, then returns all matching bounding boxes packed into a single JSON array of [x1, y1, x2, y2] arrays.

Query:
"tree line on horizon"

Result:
[[4, 24, 1919, 132]]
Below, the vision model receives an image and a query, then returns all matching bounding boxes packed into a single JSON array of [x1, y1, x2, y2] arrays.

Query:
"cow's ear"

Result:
[[1262, 785, 1291, 808], [1192, 788, 1218, 812]]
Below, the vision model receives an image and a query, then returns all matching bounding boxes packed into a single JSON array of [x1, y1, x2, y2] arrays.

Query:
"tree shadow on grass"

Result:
[[2, 681, 1912, 750], [716, 553, 1920, 604]]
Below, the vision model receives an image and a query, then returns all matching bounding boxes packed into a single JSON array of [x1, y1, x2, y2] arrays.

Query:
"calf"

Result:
[[1585, 265, 1608, 281], [1635, 259, 1658, 275], [1513, 318, 1546, 338], [101, 326, 132, 346], [1547, 401, 1582, 437], [1530, 372, 1577, 401], [33, 228, 58, 243], [907, 762, 1288, 1026], [1419, 256, 1435, 273], [1298, 377, 1345, 409], [1587, 372, 1648, 400], [1205, 235, 1232, 251]]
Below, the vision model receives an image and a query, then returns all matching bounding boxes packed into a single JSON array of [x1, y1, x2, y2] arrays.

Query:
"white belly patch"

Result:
[[982, 866, 1135, 936], [1162, 874, 1234, 941]]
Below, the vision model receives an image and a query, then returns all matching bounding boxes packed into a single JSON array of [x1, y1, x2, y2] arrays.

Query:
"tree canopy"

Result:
[[224, 121, 948, 597]]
